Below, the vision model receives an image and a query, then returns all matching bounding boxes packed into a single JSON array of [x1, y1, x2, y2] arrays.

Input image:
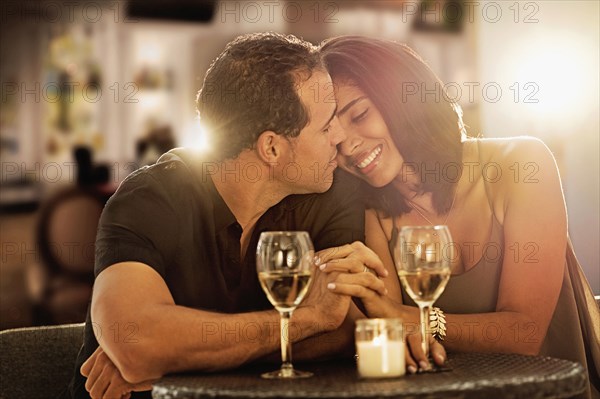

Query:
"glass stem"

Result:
[[280, 311, 293, 372], [419, 305, 431, 359]]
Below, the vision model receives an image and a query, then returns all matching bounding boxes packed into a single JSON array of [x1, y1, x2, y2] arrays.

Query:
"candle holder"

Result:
[[355, 318, 405, 378]]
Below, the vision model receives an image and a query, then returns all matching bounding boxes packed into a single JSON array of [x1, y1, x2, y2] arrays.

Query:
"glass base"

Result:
[[261, 367, 313, 379]]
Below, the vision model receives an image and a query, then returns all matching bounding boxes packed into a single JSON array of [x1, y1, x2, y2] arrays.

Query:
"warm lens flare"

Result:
[[510, 33, 596, 124], [182, 120, 211, 153]]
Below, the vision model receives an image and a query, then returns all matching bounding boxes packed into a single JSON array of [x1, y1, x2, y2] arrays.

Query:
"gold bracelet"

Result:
[[429, 307, 446, 341]]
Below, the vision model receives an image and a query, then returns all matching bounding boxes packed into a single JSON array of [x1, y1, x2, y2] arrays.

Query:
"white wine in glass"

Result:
[[256, 231, 314, 379], [394, 225, 452, 361]]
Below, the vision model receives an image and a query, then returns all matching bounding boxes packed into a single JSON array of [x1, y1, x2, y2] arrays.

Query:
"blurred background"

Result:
[[1, 0, 598, 329]]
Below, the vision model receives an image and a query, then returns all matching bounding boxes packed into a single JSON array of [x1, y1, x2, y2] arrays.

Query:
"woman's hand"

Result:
[[315, 241, 389, 278], [316, 242, 447, 373], [404, 332, 447, 374], [326, 269, 390, 315]]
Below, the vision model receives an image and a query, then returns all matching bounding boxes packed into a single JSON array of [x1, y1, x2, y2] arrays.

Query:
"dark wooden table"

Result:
[[152, 352, 587, 399]]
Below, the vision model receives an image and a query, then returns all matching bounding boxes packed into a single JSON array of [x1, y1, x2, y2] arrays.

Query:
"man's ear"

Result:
[[256, 131, 285, 162]]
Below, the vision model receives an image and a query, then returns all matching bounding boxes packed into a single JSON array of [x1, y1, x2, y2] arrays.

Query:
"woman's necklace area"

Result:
[[406, 187, 458, 226]]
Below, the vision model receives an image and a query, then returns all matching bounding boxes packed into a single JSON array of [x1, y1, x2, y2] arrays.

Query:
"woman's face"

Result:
[[335, 82, 404, 188]]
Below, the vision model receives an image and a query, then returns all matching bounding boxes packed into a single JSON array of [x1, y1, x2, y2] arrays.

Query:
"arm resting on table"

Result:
[[91, 261, 340, 384]]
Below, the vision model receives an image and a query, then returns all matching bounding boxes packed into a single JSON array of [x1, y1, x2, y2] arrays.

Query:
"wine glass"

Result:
[[393, 225, 452, 363], [256, 231, 315, 379]]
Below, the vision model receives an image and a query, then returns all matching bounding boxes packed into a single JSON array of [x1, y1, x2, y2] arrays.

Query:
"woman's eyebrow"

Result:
[[337, 96, 367, 118]]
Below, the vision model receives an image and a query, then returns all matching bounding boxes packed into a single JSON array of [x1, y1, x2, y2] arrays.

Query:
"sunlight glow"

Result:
[[182, 119, 211, 153], [509, 33, 595, 123]]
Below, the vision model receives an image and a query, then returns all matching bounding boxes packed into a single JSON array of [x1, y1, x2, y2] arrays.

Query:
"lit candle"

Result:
[[355, 319, 405, 378]]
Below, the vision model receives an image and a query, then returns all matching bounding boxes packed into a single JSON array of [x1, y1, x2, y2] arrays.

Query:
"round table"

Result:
[[152, 352, 587, 399]]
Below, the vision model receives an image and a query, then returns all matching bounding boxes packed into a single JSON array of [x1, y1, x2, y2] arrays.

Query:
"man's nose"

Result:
[[329, 116, 346, 146]]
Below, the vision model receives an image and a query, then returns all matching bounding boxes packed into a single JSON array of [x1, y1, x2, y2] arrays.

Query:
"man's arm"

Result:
[[92, 261, 349, 384]]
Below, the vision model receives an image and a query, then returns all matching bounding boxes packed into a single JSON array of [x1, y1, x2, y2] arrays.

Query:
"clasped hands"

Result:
[[315, 241, 447, 373]]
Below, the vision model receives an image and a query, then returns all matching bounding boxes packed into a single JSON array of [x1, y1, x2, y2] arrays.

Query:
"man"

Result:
[[67, 33, 386, 399]]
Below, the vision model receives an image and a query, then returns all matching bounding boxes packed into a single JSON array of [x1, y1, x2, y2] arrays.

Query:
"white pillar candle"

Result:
[[356, 335, 405, 378]]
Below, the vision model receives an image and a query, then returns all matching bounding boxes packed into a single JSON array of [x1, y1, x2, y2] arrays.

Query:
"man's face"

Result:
[[281, 70, 345, 194]]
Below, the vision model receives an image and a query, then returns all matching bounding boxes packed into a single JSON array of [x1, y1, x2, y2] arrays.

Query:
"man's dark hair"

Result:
[[197, 32, 323, 161]]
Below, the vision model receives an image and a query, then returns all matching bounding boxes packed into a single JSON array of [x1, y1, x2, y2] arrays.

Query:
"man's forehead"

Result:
[[297, 70, 335, 111], [291, 71, 336, 135]]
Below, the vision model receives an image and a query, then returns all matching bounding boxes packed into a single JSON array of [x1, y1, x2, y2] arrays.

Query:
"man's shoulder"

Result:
[[103, 148, 218, 220], [118, 148, 210, 194]]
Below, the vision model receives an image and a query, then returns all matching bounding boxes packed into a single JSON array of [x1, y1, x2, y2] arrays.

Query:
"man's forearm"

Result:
[[92, 262, 349, 383], [95, 302, 334, 383]]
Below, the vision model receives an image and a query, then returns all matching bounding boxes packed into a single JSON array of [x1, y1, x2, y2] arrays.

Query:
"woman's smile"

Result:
[[354, 144, 383, 174], [334, 83, 404, 187]]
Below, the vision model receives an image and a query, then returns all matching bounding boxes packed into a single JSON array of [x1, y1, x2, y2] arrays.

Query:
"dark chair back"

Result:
[[0, 323, 84, 399], [31, 187, 104, 325], [38, 187, 104, 279]]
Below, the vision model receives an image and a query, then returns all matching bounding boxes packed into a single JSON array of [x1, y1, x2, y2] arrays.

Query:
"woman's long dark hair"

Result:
[[321, 36, 467, 216]]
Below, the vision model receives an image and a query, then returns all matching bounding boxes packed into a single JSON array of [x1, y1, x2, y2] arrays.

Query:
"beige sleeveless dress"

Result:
[[387, 166, 600, 398]]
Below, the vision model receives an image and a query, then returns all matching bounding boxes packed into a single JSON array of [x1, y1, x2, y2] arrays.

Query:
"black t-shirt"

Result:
[[68, 148, 365, 398]]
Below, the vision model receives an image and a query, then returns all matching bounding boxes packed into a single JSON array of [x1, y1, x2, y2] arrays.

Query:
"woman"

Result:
[[318, 36, 599, 398]]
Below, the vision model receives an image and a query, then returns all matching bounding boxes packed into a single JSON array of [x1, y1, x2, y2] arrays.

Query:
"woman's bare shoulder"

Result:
[[465, 136, 557, 170], [460, 137, 563, 230], [464, 136, 560, 205]]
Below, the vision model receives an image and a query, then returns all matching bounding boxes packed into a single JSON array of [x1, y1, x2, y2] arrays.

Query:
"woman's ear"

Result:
[[256, 131, 283, 162]]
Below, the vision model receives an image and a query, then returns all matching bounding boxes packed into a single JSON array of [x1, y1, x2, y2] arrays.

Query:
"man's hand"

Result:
[[81, 346, 154, 399], [301, 263, 350, 331]]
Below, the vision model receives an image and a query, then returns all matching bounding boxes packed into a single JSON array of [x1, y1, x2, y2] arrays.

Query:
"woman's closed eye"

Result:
[[351, 108, 369, 124]]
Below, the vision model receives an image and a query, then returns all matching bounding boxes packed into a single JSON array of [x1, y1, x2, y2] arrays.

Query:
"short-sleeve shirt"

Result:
[[68, 148, 365, 398]]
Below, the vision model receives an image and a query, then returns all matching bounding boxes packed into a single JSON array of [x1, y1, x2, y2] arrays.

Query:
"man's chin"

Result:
[[294, 181, 334, 195], [315, 180, 335, 193]]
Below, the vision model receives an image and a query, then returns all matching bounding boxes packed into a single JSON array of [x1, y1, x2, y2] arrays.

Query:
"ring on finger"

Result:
[[363, 266, 368, 273]]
